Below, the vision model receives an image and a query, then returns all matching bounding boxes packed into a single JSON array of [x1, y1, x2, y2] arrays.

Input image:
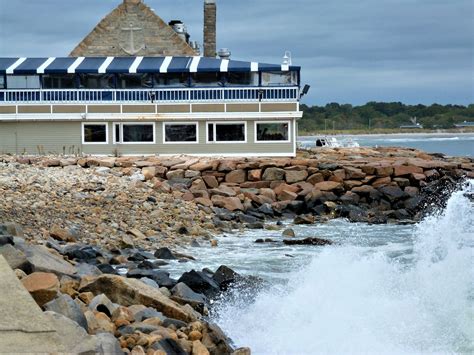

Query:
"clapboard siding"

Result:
[[0, 119, 295, 156]]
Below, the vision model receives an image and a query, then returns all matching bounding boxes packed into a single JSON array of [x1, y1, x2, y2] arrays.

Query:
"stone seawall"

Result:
[[4, 147, 473, 226]]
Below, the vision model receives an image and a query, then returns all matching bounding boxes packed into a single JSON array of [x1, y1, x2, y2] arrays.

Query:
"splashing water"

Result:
[[213, 181, 474, 354]]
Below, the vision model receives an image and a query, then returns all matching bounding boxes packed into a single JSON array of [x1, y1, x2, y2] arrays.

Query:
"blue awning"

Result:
[[106, 57, 136, 73], [136, 57, 165, 73], [75, 57, 108, 74], [0, 58, 20, 74], [0, 56, 301, 75], [167, 57, 192, 73], [13, 58, 48, 74], [43, 57, 77, 74], [197, 57, 221, 72]]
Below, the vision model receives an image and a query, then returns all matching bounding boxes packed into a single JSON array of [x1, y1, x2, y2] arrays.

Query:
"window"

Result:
[[153, 73, 188, 87], [207, 122, 246, 143], [164, 123, 198, 143], [256, 122, 290, 142], [261, 71, 298, 86], [42, 74, 76, 89], [78, 74, 115, 89], [191, 73, 223, 87], [6, 75, 41, 89], [117, 74, 152, 89], [225, 72, 258, 86], [0, 75, 5, 89], [113, 123, 155, 144], [82, 123, 108, 144]]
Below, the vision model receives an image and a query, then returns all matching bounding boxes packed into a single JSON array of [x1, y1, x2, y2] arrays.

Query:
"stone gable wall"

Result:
[[70, 1, 197, 57]]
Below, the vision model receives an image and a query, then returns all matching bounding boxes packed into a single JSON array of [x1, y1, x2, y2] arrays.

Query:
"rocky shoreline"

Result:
[[1, 147, 473, 353]]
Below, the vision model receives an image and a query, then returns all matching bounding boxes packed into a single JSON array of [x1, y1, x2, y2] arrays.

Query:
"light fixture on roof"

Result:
[[282, 51, 292, 66]]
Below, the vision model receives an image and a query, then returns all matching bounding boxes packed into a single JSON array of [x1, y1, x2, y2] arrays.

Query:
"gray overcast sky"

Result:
[[0, 0, 473, 106]]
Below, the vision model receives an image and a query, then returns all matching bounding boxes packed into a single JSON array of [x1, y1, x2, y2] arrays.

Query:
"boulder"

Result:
[[285, 170, 308, 183], [80, 275, 198, 322], [375, 166, 393, 177], [344, 167, 365, 179], [202, 175, 219, 188], [43, 311, 99, 354], [44, 294, 88, 330], [89, 294, 119, 317], [379, 185, 405, 202], [248, 169, 262, 181], [142, 166, 157, 180], [189, 161, 214, 172], [95, 332, 124, 354], [293, 215, 315, 224], [372, 177, 392, 187], [225, 170, 246, 184], [166, 169, 185, 180], [49, 226, 78, 242], [192, 340, 210, 355], [210, 185, 238, 197], [15, 244, 77, 277], [211, 196, 244, 211], [154, 247, 177, 260], [21, 272, 59, 307], [282, 228, 296, 237], [262, 167, 285, 181], [177, 270, 220, 297], [212, 265, 240, 290], [171, 282, 207, 309], [394, 164, 423, 177], [0, 244, 32, 272], [307, 173, 324, 185], [313, 181, 344, 192], [277, 189, 298, 201]]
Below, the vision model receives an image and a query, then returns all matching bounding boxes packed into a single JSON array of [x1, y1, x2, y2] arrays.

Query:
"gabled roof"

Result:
[[0, 56, 300, 75], [69, 0, 196, 57]]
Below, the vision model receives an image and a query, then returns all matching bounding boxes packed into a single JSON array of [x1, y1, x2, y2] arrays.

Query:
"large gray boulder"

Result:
[[15, 244, 77, 277], [44, 294, 88, 330], [0, 244, 33, 272]]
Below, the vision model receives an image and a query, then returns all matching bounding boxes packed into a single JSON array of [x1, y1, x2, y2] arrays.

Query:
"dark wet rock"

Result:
[[379, 185, 405, 202], [255, 238, 277, 243], [154, 247, 177, 260], [190, 240, 201, 248], [318, 163, 340, 170], [282, 228, 296, 237], [96, 264, 117, 274], [294, 214, 315, 225], [257, 203, 275, 216], [44, 294, 88, 330], [238, 214, 258, 224], [63, 245, 101, 262], [150, 338, 187, 355], [133, 307, 166, 322], [212, 265, 241, 290], [162, 318, 188, 329], [118, 322, 161, 335], [171, 282, 207, 306], [177, 270, 220, 298], [127, 269, 177, 288], [0, 235, 14, 246], [246, 222, 265, 229], [282, 237, 333, 246]]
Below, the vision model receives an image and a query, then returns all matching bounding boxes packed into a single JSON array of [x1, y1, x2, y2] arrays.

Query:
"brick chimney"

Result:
[[123, 0, 142, 3], [203, 0, 217, 57]]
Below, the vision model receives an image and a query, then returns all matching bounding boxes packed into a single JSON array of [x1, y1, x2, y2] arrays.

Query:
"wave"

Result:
[[213, 181, 474, 354]]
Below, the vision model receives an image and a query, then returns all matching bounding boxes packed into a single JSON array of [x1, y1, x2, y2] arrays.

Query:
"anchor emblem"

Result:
[[120, 22, 145, 55]]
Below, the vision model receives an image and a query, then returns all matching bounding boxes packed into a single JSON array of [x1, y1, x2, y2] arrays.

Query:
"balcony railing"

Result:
[[0, 87, 299, 104]]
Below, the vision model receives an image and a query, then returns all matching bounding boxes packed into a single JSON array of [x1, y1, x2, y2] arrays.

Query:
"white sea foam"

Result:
[[214, 181, 474, 354]]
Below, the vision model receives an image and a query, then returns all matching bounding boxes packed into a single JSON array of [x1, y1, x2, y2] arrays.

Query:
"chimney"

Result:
[[203, 0, 217, 57]]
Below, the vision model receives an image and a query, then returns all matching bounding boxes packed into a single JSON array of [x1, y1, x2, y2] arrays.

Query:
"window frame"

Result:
[[206, 121, 247, 144], [113, 122, 156, 145], [254, 120, 291, 144], [81, 122, 109, 145], [162, 122, 199, 145]]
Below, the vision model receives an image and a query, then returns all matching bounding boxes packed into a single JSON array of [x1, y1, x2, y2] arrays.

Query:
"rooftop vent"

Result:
[[218, 48, 231, 59]]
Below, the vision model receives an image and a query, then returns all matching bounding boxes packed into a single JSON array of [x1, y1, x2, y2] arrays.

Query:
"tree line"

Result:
[[299, 102, 474, 133]]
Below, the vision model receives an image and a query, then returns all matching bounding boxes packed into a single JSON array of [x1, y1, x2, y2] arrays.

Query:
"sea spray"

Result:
[[213, 180, 474, 354]]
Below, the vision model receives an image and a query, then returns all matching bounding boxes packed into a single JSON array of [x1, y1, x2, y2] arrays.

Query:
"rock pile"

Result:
[[2, 147, 471, 230], [0, 222, 250, 355]]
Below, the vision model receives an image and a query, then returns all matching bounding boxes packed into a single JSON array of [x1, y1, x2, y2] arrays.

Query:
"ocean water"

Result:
[[298, 133, 474, 157], [165, 181, 474, 354]]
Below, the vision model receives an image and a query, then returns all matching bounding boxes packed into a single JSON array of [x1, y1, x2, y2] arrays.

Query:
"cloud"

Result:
[[0, 0, 472, 105]]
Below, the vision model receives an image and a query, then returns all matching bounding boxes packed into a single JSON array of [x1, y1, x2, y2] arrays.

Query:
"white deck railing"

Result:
[[0, 87, 299, 104]]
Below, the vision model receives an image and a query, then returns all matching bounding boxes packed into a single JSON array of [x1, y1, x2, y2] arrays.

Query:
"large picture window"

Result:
[[153, 73, 188, 87], [207, 122, 246, 143], [6, 75, 41, 89], [256, 122, 290, 142], [225, 72, 258, 86], [164, 123, 198, 143], [42, 74, 76, 89], [191, 73, 223, 87], [82, 123, 108, 144], [117, 74, 152, 89], [78, 74, 115, 89], [113, 123, 155, 144]]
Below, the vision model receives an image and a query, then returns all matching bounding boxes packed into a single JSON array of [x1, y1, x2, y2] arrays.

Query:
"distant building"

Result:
[[0, 0, 303, 157], [454, 121, 474, 128]]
